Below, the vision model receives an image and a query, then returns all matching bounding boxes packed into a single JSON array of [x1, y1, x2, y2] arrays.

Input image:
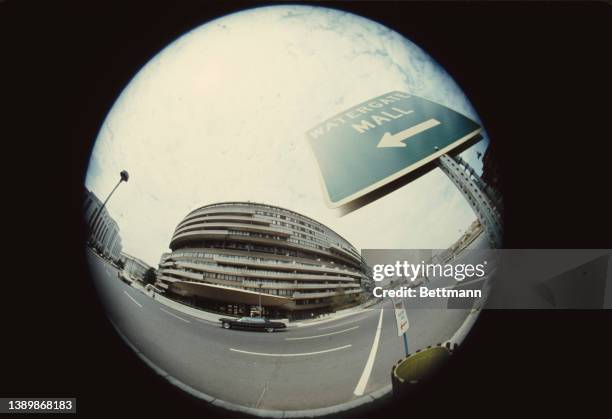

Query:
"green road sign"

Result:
[[307, 91, 482, 208]]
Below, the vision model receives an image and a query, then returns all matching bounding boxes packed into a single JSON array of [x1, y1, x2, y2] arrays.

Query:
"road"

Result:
[[88, 249, 477, 413]]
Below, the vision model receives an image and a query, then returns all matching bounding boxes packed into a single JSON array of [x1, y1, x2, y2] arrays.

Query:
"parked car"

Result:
[[117, 271, 132, 285], [219, 316, 286, 333]]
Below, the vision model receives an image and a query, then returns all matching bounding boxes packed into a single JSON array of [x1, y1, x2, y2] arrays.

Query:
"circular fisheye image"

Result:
[[82, 5, 503, 416]]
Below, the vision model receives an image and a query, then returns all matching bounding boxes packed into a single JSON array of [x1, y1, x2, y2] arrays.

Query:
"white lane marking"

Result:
[[353, 308, 384, 396], [255, 384, 268, 408], [123, 291, 142, 308], [317, 313, 372, 330], [285, 326, 360, 341], [160, 308, 191, 323], [229, 344, 352, 357]]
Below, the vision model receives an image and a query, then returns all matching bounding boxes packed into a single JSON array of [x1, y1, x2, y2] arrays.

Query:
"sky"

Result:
[[84, 5, 489, 267]]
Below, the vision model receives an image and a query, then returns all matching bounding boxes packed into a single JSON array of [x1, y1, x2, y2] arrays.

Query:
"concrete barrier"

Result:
[[391, 343, 454, 398]]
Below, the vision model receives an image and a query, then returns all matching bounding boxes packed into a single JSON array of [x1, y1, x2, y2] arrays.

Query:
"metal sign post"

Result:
[[391, 296, 410, 356]]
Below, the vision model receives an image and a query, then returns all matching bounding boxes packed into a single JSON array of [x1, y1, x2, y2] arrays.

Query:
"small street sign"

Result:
[[391, 296, 410, 337]]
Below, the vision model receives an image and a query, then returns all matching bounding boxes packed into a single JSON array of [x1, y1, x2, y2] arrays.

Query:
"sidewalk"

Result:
[[289, 304, 378, 328], [128, 280, 376, 328], [155, 293, 248, 324], [125, 280, 228, 323]]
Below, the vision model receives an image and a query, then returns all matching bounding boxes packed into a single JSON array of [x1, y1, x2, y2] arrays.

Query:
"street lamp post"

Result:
[[88, 170, 129, 243], [258, 282, 263, 317]]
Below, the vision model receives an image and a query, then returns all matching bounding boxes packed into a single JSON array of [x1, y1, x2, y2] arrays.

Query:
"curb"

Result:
[[288, 308, 371, 328], [148, 291, 372, 329], [447, 308, 481, 347]]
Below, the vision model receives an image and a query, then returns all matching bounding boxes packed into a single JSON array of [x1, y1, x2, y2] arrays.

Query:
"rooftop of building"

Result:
[[185, 201, 357, 250]]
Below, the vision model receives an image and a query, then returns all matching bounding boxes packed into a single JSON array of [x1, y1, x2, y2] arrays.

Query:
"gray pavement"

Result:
[[88, 248, 475, 413]]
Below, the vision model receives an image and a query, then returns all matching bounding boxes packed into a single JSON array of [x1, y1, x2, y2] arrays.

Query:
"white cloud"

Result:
[[85, 5, 488, 266]]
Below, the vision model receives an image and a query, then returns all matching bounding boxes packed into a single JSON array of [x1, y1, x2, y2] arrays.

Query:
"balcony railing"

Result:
[[173, 261, 359, 282]]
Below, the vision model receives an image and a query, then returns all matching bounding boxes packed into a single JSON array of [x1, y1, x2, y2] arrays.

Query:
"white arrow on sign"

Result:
[[377, 118, 441, 148]]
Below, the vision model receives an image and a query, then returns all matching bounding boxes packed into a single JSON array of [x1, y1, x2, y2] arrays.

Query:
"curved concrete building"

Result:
[[157, 202, 367, 319]]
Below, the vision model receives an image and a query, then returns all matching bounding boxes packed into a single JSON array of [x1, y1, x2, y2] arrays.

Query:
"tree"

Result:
[[142, 268, 157, 285], [355, 292, 366, 305], [330, 288, 351, 311]]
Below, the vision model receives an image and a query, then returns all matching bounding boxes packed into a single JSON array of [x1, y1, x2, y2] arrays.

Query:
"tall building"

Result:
[[83, 188, 122, 262], [438, 154, 503, 247], [480, 144, 503, 211], [159, 252, 172, 265], [120, 252, 151, 281], [156, 202, 368, 319]]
